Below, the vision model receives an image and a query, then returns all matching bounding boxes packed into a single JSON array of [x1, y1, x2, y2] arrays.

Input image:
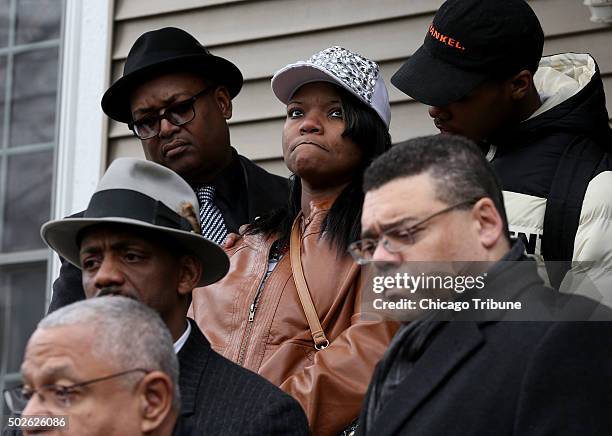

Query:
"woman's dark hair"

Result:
[[246, 85, 392, 253]]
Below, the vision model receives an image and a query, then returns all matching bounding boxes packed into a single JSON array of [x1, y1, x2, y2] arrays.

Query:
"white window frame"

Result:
[[50, 0, 114, 306]]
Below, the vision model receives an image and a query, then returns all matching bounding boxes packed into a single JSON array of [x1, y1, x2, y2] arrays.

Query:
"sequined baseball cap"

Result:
[[271, 46, 391, 127]]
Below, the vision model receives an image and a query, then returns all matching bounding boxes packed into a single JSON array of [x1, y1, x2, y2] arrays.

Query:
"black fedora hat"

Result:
[[101, 27, 243, 123]]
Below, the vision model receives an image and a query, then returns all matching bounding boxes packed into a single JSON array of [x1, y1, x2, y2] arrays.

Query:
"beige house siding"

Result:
[[107, 0, 612, 176]]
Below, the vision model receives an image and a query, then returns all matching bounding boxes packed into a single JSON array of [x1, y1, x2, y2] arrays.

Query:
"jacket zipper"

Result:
[[237, 244, 277, 366]]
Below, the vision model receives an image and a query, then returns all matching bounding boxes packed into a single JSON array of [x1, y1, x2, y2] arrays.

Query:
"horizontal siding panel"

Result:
[[106, 0, 612, 178], [111, 16, 430, 82], [113, 0, 607, 56], [110, 119, 130, 138], [230, 117, 280, 160], [111, 0, 611, 86], [531, 0, 610, 37], [112, 0, 441, 59], [253, 158, 290, 178], [115, 0, 247, 21], [544, 29, 612, 73], [108, 136, 144, 162]]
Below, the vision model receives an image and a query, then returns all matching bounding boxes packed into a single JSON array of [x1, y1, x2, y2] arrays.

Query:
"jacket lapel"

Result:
[[177, 318, 212, 417], [238, 155, 264, 221], [237, 154, 288, 221], [374, 321, 484, 436]]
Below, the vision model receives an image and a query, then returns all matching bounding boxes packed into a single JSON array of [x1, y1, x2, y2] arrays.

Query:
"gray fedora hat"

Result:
[[41, 158, 229, 287]]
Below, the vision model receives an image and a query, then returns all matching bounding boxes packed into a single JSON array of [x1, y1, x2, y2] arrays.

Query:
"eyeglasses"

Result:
[[128, 87, 215, 140], [348, 200, 479, 264], [3, 368, 150, 414]]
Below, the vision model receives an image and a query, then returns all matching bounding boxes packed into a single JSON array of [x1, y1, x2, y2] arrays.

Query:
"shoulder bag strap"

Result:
[[290, 214, 330, 350]]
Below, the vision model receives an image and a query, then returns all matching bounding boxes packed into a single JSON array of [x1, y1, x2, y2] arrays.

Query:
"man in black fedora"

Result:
[[40, 158, 308, 436], [49, 27, 289, 311]]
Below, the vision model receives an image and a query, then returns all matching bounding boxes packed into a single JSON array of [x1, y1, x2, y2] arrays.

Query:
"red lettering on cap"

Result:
[[427, 24, 466, 52]]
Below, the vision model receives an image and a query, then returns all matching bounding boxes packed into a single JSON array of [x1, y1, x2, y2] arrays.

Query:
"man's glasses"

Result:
[[348, 199, 479, 264], [3, 368, 150, 414], [128, 87, 215, 140]]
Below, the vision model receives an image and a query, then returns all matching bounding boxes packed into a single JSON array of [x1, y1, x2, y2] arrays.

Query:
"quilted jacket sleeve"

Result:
[[563, 170, 612, 308]]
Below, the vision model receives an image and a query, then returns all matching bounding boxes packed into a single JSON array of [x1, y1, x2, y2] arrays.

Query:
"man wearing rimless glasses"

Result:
[[48, 26, 289, 312]]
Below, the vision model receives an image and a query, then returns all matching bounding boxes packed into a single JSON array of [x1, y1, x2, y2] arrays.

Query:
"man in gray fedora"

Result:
[[40, 158, 308, 436], [49, 26, 289, 311]]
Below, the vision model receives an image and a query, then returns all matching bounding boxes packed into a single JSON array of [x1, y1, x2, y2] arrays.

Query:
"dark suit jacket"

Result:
[[172, 415, 198, 436], [47, 153, 288, 312], [178, 319, 308, 435], [358, 250, 612, 436], [235, 153, 289, 227]]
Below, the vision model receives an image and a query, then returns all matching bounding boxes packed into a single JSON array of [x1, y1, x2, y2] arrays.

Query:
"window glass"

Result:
[[2, 150, 53, 252], [9, 48, 59, 147], [0, 262, 47, 372], [0, 0, 63, 427], [0, 0, 8, 48], [15, 0, 62, 45], [0, 55, 6, 145]]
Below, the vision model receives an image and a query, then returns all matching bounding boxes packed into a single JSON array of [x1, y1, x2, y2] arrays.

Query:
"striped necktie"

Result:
[[196, 185, 228, 245]]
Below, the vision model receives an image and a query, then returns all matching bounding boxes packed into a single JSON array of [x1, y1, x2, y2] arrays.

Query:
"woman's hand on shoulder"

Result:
[[223, 224, 249, 249]]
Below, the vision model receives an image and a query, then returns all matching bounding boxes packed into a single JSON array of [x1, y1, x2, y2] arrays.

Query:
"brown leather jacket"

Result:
[[191, 200, 398, 435]]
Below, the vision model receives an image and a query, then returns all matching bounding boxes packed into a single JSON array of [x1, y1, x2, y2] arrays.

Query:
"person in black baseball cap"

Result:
[[392, 0, 544, 142], [392, 0, 612, 298], [48, 27, 289, 312], [392, 0, 543, 110]]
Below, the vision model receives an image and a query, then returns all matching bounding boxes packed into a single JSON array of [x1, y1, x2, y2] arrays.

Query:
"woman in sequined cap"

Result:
[[191, 46, 398, 435]]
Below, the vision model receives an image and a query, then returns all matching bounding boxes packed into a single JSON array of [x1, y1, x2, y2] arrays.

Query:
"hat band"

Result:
[[84, 189, 195, 232]]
